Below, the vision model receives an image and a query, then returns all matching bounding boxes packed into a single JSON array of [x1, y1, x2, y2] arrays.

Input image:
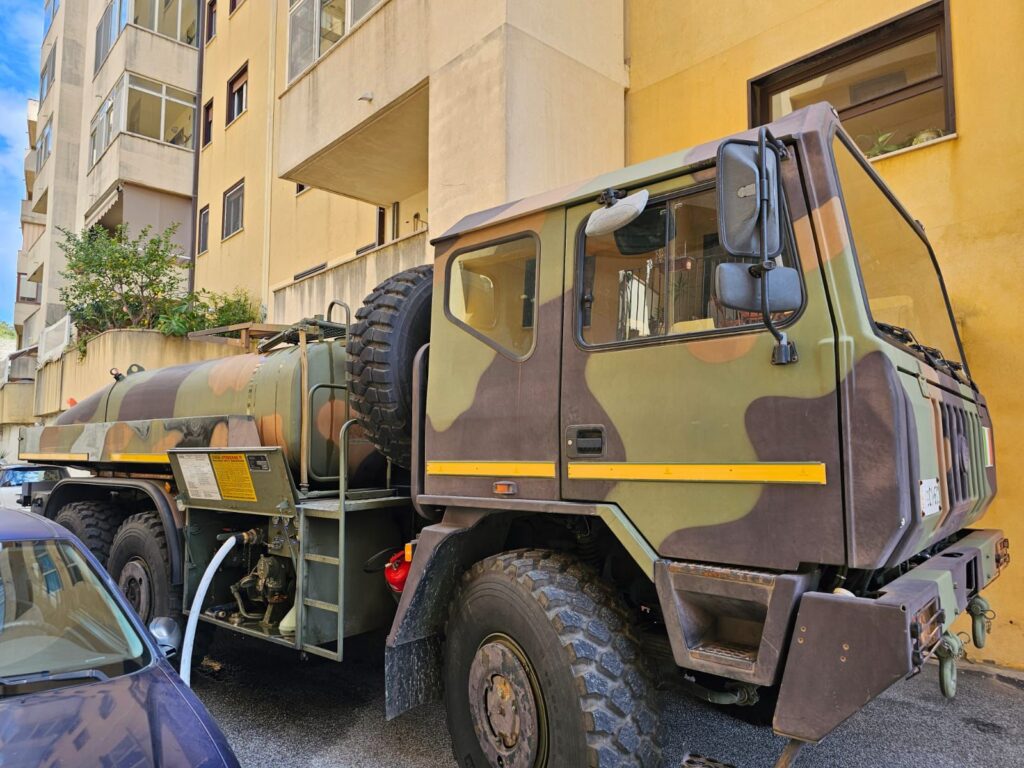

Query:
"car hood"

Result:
[[0, 662, 237, 767]]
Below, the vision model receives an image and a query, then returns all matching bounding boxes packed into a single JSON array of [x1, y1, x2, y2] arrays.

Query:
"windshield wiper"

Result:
[[876, 322, 969, 386], [0, 668, 109, 696]]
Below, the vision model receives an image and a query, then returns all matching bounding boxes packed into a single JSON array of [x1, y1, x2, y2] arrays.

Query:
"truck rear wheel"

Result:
[[347, 264, 433, 469], [54, 501, 119, 565], [444, 549, 661, 768], [107, 511, 179, 625]]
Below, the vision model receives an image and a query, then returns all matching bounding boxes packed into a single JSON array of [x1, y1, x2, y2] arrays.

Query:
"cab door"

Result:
[[559, 162, 844, 570], [424, 211, 564, 501]]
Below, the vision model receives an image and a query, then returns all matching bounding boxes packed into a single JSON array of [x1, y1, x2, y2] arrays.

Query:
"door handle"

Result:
[[566, 425, 605, 458]]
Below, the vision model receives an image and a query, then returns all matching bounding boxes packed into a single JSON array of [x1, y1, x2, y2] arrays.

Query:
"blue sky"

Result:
[[0, 1, 44, 324]]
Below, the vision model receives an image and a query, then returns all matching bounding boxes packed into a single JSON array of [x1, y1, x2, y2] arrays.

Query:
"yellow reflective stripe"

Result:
[[426, 461, 557, 479], [567, 462, 827, 485], [108, 453, 169, 464], [19, 452, 90, 462]]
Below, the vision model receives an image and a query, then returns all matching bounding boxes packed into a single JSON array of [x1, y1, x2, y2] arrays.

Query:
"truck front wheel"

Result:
[[107, 511, 179, 625], [54, 501, 119, 565], [444, 549, 661, 768]]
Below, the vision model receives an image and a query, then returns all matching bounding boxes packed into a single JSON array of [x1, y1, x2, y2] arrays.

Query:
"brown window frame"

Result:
[[748, 1, 954, 138], [197, 205, 210, 253], [226, 62, 248, 125], [201, 99, 213, 146], [205, 0, 217, 42], [222, 179, 245, 239]]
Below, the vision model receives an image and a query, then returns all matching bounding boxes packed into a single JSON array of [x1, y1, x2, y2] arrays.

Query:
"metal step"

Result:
[[690, 641, 758, 669]]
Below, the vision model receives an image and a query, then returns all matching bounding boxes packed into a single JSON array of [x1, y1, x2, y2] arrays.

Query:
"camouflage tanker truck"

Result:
[[21, 104, 1008, 768]]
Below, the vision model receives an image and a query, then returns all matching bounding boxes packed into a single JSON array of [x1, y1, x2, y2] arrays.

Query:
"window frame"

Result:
[[201, 99, 213, 146], [748, 1, 953, 142], [443, 231, 542, 362], [36, 118, 53, 173], [573, 177, 805, 353], [287, 0, 384, 84], [197, 204, 210, 253], [229, 0, 244, 13], [225, 62, 248, 125], [828, 127, 970, 375], [205, 0, 217, 42], [43, 0, 59, 36], [222, 179, 245, 239], [39, 46, 56, 104]]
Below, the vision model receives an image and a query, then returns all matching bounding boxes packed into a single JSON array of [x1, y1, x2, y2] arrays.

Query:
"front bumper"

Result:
[[773, 529, 1009, 743]]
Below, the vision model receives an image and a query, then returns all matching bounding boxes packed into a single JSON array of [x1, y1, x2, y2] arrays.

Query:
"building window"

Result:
[[202, 100, 213, 146], [16, 273, 40, 304], [126, 75, 196, 147], [446, 235, 539, 359], [287, 0, 382, 82], [229, 0, 244, 12], [205, 0, 216, 41], [89, 79, 123, 166], [39, 47, 56, 103], [89, 74, 195, 166], [222, 180, 244, 238], [36, 119, 53, 173], [296, 183, 307, 194], [578, 185, 798, 347], [43, 0, 59, 35], [198, 205, 210, 252], [133, 0, 199, 46], [226, 64, 248, 124], [94, 0, 129, 73], [750, 1, 952, 159]]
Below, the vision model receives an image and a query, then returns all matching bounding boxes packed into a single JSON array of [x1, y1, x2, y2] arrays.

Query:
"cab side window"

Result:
[[580, 186, 797, 346], [446, 235, 538, 359]]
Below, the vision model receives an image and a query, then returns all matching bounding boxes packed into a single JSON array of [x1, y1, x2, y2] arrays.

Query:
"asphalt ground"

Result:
[[193, 630, 1024, 768]]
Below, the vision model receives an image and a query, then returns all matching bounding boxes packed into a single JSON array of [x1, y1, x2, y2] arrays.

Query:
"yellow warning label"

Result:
[[210, 453, 257, 502]]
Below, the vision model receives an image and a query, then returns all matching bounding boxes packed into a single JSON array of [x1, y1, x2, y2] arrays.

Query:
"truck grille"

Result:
[[939, 402, 982, 508]]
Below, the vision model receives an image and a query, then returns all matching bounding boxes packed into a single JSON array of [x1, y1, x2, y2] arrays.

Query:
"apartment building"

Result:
[[189, 1, 1023, 667], [15, 0, 200, 354]]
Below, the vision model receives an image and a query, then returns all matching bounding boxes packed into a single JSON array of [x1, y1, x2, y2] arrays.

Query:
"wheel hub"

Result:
[[468, 636, 544, 768], [118, 558, 152, 622]]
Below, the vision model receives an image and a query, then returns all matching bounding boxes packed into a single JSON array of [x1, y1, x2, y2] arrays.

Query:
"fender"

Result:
[[43, 477, 184, 585]]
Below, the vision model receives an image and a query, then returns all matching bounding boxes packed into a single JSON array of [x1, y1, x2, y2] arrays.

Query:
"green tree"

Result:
[[58, 224, 185, 338], [57, 224, 261, 350]]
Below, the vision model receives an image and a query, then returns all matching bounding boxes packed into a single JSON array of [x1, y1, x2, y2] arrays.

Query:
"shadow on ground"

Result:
[[193, 631, 1024, 768]]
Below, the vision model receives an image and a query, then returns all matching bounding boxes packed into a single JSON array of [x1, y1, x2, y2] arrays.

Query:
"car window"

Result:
[[0, 540, 149, 695], [3, 469, 63, 487]]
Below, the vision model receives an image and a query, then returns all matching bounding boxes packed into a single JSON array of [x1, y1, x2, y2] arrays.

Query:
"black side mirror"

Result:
[[716, 262, 801, 314], [716, 140, 782, 259], [715, 128, 797, 365]]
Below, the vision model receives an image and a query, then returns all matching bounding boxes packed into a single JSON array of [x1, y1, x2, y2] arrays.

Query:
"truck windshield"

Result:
[[0, 540, 149, 695], [833, 133, 964, 369]]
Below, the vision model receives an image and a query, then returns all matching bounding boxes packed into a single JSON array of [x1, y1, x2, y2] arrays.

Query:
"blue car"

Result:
[[0, 506, 238, 767]]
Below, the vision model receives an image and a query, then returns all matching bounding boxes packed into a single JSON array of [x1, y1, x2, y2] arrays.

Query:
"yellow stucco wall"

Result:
[[627, 0, 1024, 668], [196, 1, 378, 313]]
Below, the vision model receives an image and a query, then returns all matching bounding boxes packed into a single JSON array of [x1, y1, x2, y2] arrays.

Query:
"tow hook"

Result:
[[935, 631, 964, 699], [967, 595, 995, 649]]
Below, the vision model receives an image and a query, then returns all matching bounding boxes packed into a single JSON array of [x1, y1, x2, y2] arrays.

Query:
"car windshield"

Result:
[[832, 133, 964, 369], [0, 540, 149, 694], [3, 468, 63, 486]]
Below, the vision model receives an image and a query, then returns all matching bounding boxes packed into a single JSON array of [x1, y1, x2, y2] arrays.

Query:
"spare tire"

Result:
[[347, 264, 433, 468]]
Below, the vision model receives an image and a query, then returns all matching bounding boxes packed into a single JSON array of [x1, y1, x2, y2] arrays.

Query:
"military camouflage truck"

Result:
[[21, 103, 1008, 768]]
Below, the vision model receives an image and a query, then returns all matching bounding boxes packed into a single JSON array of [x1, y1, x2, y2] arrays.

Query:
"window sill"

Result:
[[221, 227, 244, 243], [228, 2, 246, 19], [205, 33, 216, 47], [868, 132, 958, 163], [225, 110, 247, 130]]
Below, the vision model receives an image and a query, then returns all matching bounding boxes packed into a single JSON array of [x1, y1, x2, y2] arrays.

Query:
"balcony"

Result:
[[85, 133, 195, 216], [271, 230, 428, 323], [20, 199, 44, 228], [13, 273, 41, 328], [24, 149, 36, 195], [277, 0, 429, 205], [0, 382, 36, 427], [94, 23, 198, 101]]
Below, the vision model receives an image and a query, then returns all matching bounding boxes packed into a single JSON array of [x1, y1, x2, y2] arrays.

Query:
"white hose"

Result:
[[180, 534, 238, 687]]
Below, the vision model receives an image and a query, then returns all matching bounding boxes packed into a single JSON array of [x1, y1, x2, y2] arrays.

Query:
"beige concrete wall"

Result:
[[0, 384, 36, 426]]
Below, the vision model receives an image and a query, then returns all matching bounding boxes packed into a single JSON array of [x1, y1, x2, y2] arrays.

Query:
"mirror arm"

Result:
[[756, 127, 797, 365]]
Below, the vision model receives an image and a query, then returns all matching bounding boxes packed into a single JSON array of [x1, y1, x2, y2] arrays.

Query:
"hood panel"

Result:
[[0, 664, 234, 768]]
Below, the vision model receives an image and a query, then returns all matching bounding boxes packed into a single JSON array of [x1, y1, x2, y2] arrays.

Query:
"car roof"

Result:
[[0, 507, 65, 542], [1, 464, 63, 471]]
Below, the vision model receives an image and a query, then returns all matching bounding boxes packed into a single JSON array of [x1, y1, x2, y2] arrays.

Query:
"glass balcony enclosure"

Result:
[[90, 74, 197, 166], [95, 0, 198, 73]]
